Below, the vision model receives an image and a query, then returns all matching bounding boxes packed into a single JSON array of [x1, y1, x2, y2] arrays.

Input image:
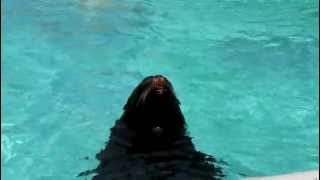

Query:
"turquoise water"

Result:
[[1, 0, 319, 179]]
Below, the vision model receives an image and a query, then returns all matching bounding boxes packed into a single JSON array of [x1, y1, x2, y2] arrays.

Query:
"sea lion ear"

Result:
[[123, 95, 138, 110]]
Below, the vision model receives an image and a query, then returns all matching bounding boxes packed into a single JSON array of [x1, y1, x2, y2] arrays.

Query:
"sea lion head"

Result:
[[121, 75, 186, 138]]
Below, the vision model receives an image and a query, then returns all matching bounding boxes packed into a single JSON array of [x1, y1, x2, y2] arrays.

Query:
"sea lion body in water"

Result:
[[80, 75, 224, 180]]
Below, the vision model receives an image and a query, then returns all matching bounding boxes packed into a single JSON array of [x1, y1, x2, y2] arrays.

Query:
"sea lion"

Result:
[[79, 75, 224, 180]]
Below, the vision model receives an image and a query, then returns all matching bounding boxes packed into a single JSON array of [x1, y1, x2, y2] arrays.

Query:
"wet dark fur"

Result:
[[79, 75, 224, 180]]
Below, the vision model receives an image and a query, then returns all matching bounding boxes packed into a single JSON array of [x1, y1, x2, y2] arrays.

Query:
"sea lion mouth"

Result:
[[152, 126, 163, 136]]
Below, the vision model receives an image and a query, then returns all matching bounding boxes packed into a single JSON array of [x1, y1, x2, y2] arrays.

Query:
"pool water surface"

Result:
[[1, 0, 319, 179]]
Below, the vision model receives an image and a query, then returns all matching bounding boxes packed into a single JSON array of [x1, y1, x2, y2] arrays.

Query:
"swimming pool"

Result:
[[1, 0, 318, 179]]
